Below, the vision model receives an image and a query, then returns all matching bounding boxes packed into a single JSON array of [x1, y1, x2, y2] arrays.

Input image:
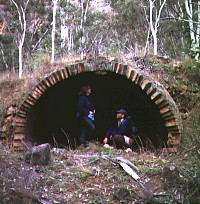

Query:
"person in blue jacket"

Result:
[[77, 85, 95, 147], [103, 109, 135, 149]]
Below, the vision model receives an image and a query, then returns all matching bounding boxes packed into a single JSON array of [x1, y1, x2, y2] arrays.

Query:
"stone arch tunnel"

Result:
[[11, 59, 182, 151]]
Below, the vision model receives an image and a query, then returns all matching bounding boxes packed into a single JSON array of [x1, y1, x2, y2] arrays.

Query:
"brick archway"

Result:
[[13, 60, 182, 151]]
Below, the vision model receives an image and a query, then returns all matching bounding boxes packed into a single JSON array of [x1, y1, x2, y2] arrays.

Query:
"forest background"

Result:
[[0, 1, 200, 203], [0, 0, 200, 78]]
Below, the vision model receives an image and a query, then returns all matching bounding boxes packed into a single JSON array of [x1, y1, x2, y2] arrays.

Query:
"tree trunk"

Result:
[[185, 0, 200, 60], [0, 43, 8, 70], [60, 8, 67, 50], [185, 0, 195, 43], [51, 0, 58, 64], [153, 32, 158, 56], [11, 0, 29, 78], [18, 44, 23, 78], [80, 0, 89, 59], [60, 8, 74, 53], [148, 0, 166, 56], [196, 1, 200, 60]]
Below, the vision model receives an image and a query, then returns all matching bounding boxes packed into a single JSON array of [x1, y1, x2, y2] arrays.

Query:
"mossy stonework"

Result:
[[1, 59, 183, 151]]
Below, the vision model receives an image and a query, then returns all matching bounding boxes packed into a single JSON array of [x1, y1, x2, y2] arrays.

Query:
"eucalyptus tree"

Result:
[[59, 0, 76, 52], [184, 0, 200, 61], [160, 0, 200, 59], [78, 0, 90, 59], [56, 0, 110, 58], [0, 3, 13, 71], [157, 0, 186, 58], [142, 0, 167, 56], [26, 0, 50, 54], [51, 0, 58, 64], [110, 0, 189, 58], [49, 0, 90, 60], [59, 0, 83, 56], [81, 10, 110, 57], [0, 0, 30, 76], [10, 0, 30, 78], [0, 0, 49, 75], [110, 0, 148, 55]]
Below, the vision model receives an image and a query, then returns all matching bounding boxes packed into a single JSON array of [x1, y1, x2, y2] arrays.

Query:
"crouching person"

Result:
[[103, 109, 135, 150]]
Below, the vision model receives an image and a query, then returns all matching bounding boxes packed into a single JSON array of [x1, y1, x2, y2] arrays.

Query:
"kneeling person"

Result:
[[103, 109, 135, 149]]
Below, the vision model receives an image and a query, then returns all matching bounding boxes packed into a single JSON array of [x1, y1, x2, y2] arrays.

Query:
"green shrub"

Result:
[[182, 106, 200, 166], [181, 58, 200, 91]]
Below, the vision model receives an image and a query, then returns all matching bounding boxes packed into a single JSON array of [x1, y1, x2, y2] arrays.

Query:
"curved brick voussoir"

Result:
[[111, 62, 118, 72], [129, 70, 138, 82], [113, 63, 127, 74], [7, 59, 183, 151], [69, 64, 82, 75]]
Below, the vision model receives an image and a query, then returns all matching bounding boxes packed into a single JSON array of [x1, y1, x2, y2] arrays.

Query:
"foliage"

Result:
[[171, 119, 200, 204], [182, 106, 200, 165], [0, 34, 17, 72], [158, 19, 189, 58], [110, 0, 147, 53], [184, 0, 200, 60], [25, 51, 51, 71], [181, 58, 200, 91], [0, 0, 199, 74]]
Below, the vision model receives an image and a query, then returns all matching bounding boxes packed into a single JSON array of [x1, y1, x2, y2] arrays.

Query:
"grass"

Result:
[[0, 142, 200, 204]]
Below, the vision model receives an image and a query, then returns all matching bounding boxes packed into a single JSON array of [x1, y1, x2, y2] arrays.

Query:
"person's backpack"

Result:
[[126, 116, 139, 135]]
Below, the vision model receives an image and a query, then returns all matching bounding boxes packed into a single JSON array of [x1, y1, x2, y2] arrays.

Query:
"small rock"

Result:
[[114, 187, 130, 200], [25, 143, 51, 165]]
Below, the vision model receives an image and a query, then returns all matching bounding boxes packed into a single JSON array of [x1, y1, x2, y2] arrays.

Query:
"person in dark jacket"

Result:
[[77, 85, 95, 147], [103, 109, 134, 149]]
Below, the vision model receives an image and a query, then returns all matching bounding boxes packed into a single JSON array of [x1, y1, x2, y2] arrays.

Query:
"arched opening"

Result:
[[25, 71, 168, 149]]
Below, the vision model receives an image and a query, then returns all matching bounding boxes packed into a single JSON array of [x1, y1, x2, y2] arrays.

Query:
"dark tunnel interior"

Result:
[[25, 71, 168, 149]]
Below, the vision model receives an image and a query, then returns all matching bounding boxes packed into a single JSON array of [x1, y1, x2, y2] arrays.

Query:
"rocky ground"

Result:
[[0, 142, 200, 204]]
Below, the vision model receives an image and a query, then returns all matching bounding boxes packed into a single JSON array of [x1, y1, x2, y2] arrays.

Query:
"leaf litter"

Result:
[[0, 143, 199, 204]]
